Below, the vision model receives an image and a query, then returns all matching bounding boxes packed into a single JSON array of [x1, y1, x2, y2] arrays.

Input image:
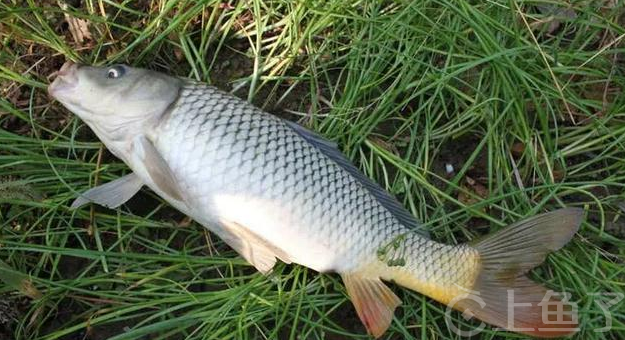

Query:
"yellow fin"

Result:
[[458, 208, 584, 337], [220, 219, 291, 274], [341, 272, 401, 338]]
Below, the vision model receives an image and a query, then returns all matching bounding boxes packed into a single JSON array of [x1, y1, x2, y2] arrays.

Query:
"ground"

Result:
[[1, 1, 624, 340]]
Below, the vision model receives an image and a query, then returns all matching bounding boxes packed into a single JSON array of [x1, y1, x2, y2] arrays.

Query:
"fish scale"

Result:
[[152, 82, 422, 273]]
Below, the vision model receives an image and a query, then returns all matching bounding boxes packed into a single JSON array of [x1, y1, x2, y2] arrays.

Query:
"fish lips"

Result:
[[48, 61, 79, 100]]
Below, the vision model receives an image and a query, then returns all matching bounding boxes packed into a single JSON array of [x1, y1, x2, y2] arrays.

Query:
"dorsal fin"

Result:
[[284, 121, 429, 238]]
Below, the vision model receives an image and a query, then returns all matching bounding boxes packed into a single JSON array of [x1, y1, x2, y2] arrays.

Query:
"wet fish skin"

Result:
[[151, 81, 481, 302], [151, 83, 420, 272], [49, 62, 583, 338]]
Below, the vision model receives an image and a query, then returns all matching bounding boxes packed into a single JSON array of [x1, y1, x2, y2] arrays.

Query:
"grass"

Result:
[[1, 0, 624, 339]]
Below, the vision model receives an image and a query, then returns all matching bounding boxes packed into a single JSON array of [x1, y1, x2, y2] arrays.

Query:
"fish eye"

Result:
[[106, 65, 126, 79]]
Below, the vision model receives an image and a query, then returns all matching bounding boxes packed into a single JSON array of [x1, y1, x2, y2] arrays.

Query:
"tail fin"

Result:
[[458, 208, 584, 338]]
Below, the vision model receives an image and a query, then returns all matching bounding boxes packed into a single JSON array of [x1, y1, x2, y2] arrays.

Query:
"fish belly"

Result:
[[208, 192, 339, 272]]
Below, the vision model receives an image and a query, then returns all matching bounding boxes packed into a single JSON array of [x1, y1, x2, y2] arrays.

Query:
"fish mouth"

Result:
[[48, 61, 79, 99]]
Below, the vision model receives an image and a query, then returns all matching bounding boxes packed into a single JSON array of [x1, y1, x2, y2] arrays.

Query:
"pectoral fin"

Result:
[[220, 219, 291, 274], [134, 136, 185, 202], [341, 272, 402, 338], [71, 173, 143, 209]]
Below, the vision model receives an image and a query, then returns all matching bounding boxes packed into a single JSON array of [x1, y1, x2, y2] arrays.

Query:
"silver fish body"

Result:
[[151, 82, 435, 274], [49, 62, 583, 338]]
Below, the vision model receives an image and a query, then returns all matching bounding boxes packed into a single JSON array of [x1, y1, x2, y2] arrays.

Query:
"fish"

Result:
[[48, 61, 583, 338]]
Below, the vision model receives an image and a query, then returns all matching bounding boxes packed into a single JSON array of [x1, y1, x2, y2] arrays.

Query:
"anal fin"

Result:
[[220, 219, 291, 274], [341, 272, 402, 338]]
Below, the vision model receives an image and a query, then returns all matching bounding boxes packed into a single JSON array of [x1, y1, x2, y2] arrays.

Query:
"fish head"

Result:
[[49, 61, 181, 141]]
